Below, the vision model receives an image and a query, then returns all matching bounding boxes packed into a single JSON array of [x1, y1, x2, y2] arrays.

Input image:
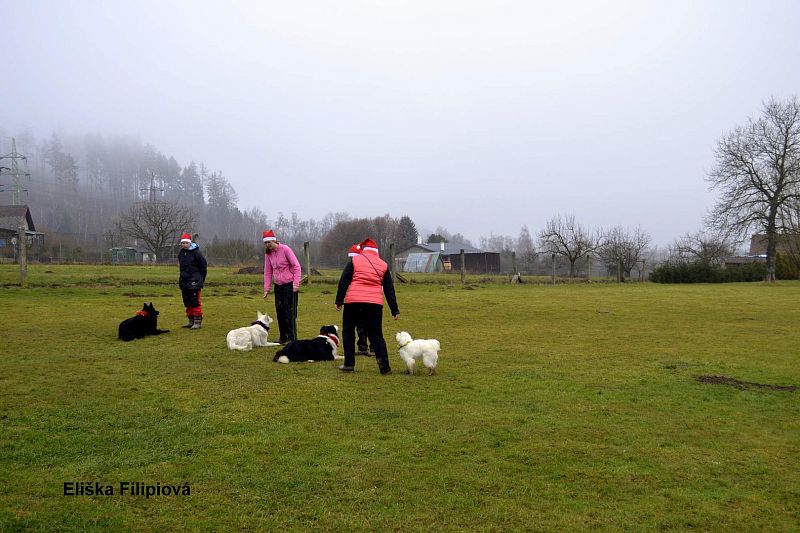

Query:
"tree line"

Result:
[[3, 95, 798, 281]]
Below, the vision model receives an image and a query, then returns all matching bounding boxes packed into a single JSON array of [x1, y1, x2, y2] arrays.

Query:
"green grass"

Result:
[[1, 265, 798, 531]]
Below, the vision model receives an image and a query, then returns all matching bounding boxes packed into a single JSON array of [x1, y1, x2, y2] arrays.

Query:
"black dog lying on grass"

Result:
[[273, 325, 342, 363], [118, 302, 170, 341]]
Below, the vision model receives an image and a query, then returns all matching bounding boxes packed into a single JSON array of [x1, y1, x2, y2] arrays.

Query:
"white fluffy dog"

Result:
[[395, 331, 440, 375], [226, 311, 281, 351]]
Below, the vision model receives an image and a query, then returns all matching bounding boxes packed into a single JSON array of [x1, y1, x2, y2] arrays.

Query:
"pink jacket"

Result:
[[264, 243, 302, 294]]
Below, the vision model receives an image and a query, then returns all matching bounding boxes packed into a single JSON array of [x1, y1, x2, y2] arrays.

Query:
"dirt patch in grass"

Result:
[[697, 375, 797, 392]]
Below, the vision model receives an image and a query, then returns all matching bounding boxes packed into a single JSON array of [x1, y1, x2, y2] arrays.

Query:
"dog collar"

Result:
[[398, 340, 411, 348], [251, 320, 270, 331], [136, 310, 150, 317], [322, 333, 339, 347]]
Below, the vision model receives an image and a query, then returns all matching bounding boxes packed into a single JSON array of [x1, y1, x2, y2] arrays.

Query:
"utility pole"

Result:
[[140, 169, 164, 202], [0, 138, 31, 205]]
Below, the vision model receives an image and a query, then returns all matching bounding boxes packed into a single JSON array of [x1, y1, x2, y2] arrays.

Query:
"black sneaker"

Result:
[[356, 349, 368, 355], [380, 368, 392, 375], [338, 365, 354, 372]]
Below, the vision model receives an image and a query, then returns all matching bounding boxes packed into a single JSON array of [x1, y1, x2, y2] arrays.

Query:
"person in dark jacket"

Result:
[[335, 237, 399, 374], [178, 232, 207, 329], [347, 244, 372, 356]]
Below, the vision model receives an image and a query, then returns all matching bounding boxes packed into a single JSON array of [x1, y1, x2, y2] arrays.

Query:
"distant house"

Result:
[[723, 255, 765, 268], [0, 205, 45, 260], [397, 241, 501, 273], [109, 246, 158, 264], [749, 234, 800, 255], [723, 233, 800, 268]]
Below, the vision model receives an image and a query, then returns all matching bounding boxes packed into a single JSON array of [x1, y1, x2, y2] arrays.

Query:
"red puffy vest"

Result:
[[344, 251, 387, 305]]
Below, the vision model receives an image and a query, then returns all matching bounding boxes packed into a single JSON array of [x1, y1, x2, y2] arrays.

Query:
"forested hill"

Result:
[[1, 131, 269, 254]]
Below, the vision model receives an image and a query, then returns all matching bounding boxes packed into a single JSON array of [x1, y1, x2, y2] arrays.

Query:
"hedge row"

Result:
[[650, 261, 767, 283]]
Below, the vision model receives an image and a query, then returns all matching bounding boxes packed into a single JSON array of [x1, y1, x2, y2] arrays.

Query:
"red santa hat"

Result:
[[347, 244, 361, 257], [180, 233, 192, 243], [359, 237, 379, 253], [262, 230, 277, 242]]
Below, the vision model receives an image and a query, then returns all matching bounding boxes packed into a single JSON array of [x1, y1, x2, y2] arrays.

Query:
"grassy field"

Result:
[[0, 265, 798, 531]]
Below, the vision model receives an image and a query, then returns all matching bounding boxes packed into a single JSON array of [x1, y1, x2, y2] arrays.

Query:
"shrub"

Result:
[[650, 260, 766, 283]]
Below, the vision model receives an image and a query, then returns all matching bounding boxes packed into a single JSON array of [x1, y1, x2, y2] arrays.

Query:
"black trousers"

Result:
[[273, 283, 298, 342], [181, 288, 202, 316], [357, 324, 370, 352], [342, 303, 390, 372]]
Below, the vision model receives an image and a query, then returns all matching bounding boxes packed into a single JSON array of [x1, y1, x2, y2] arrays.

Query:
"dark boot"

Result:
[[190, 315, 202, 329], [181, 316, 194, 328]]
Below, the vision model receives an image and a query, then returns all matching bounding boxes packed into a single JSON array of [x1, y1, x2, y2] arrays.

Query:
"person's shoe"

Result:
[[368, 350, 376, 357], [338, 365, 354, 372], [380, 368, 392, 375], [190, 316, 202, 329], [181, 317, 194, 328], [356, 349, 368, 355]]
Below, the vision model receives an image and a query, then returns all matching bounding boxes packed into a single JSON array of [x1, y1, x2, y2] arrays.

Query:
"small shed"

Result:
[[401, 252, 444, 273], [397, 241, 501, 273], [0, 205, 45, 259], [110, 247, 138, 264]]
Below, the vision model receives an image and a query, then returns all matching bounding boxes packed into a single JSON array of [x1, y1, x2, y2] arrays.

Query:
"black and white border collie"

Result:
[[273, 325, 342, 363]]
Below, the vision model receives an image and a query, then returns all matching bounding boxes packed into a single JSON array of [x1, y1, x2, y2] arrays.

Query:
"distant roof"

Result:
[[0, 205, 35, 232], [409, 242, 484, 255], [724, 255, 766, 264]]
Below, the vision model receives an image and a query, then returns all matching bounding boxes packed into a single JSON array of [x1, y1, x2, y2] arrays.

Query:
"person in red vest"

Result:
[[347, 244, 372, 356], [262, 230, 302, 344], [335, 237, 400, 374]]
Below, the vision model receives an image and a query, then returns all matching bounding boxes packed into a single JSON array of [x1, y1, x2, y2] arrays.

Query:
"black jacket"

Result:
[[178, 245, 207, 290]]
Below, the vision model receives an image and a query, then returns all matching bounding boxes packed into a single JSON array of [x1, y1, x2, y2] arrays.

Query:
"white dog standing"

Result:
[[227, 311, 281, 351], [396, 331, 440, 375]]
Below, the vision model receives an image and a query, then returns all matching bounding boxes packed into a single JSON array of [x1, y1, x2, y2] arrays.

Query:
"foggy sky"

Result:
[[2, 0, 799, 246]]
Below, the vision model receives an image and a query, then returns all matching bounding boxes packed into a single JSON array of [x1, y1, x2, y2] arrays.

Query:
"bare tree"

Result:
[[538, 214, 598, 277], [598, 226, 651, 281], [319, 218, 375, 266], [115, 201, 197, 259], [669, 230, 736, 265], [516, 226, 537, 272], [706, 96, 800, 281]]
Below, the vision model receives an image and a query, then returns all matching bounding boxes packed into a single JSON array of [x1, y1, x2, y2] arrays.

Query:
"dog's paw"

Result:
[[277, 355, 289, 364]]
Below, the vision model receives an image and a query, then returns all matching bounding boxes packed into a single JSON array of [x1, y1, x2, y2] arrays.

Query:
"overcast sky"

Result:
[[2, 0, 799, 246]]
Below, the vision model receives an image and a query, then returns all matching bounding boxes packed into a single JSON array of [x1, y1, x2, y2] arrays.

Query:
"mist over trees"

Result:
[[2, 130, 268, 260], [1, 127, 666, 280], [0, 130, 431, 266]]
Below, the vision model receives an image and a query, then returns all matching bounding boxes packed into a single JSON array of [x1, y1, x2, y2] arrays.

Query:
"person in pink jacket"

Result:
[[262, 230, 302, 344]]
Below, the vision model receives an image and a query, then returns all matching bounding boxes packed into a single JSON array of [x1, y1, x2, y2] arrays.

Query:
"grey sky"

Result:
[[2, 0, 799, 246]]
